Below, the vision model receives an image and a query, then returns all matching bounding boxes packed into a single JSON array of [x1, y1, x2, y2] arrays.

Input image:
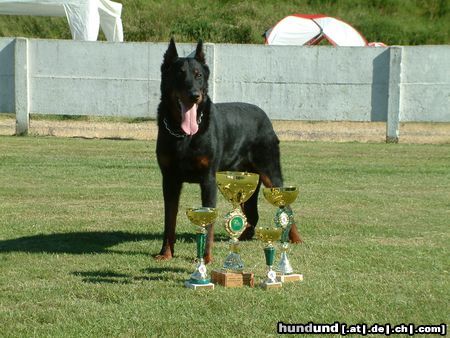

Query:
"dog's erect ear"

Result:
[[162, 38, 178, 69], [194, 40, 206, 64]]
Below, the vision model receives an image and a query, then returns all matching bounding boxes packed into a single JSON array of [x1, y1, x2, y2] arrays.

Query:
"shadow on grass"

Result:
[[0, 230, 204, 255], [72, 267, 190, 284], [72, 270, 135, 284]]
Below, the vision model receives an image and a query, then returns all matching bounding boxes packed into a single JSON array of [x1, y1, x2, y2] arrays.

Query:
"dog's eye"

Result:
[[194, 69, 202, 79]]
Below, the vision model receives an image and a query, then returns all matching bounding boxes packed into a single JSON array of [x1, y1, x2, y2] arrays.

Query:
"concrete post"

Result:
[[386, 46, 402, 143], [14, 38, 30, 136], [204, 43, 216, 102]]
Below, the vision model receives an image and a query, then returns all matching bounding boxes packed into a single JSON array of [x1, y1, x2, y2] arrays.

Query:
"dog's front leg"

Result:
[[200, 174, 217, 264], [156, 176, 182, 261]]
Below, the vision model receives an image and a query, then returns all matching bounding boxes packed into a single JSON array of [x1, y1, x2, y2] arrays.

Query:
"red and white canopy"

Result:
[[265, 14, 368, 46]]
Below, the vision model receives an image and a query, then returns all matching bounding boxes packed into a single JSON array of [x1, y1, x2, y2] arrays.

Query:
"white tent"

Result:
[[0, 0, 123, 42], [265, 14, 368, 46]]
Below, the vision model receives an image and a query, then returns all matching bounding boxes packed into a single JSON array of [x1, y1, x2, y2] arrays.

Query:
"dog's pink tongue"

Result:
[[181, 103, 199, 135]]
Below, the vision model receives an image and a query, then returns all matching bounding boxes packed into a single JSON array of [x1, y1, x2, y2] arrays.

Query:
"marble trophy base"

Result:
[[184, 280, 215, 290], [260, 280, 282, 290], [279, 273, 304, 283]]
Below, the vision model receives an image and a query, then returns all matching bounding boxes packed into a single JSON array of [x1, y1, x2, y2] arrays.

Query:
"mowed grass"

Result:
[[0, 136, 449, 337]]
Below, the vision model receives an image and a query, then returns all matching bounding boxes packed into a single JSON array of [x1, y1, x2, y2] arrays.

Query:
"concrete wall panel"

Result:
[[0, 38, 15, 113]]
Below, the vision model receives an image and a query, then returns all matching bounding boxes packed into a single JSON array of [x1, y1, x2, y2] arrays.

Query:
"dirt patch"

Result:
[[0, 118, 449, 144]]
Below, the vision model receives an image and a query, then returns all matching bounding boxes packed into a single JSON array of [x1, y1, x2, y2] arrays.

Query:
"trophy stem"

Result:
[[261, 244, 282, 288], [264, 244, 276, 267], [222, 238, 244, 272], [267, 266, 277, 284], [230, 238, 240, 254], [196, 230, 207, 260], [264, 244, 279, 284]]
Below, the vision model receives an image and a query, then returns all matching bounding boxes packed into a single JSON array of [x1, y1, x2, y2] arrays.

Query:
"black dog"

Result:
[[155, 39, 301, 262]]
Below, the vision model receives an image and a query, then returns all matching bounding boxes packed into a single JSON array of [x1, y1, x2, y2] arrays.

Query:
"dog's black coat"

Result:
[[155, 39, 286, 261]]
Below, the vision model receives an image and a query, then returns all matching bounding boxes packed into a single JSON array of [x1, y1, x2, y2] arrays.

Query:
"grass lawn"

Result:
[[0, 136, 448, 337]]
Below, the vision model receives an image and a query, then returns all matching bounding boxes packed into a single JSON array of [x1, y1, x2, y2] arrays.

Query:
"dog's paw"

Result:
[[154, 254, 173, 261], [289, 233, 303, 244], [203, 254, 213, 265]]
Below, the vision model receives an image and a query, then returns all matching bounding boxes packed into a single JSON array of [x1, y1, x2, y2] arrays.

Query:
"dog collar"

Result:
[[163, 111, 204, 138]]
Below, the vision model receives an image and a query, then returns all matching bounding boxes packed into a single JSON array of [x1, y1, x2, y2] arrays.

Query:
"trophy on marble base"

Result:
[[263, 187, 303, 283], [185, 207, 217, 290], [255, 226, 283, 289], [212, 171, 259, 287]]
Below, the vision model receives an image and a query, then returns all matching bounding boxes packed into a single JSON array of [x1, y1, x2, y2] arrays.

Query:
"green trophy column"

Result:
[[264, 245, 276, 267], [196, 232, 206, 259]]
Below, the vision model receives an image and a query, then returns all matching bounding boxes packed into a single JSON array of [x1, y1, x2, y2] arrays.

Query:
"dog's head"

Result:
[[160, 38, 210, 136]]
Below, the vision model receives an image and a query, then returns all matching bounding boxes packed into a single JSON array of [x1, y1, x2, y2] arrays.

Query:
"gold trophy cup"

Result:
[[216, 171, 259, 271], [255, 226, 283, 289], [185, 207, 217, 290], [212, 171, 259, 287], [263, 187, 303, 283]]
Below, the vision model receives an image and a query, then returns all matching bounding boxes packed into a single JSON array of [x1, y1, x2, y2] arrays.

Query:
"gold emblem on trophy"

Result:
[[263, 186, 303, 283], [185, 207, 217, 290], [255, 226, 283, 289], [211, 171, 259, 287]]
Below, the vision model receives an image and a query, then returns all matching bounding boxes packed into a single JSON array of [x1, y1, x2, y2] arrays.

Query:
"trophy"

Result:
[[185, 207, 217, 290], [255, 226, 283, 289], [212, 171, 259, 287], [263, 186, 303, 283]]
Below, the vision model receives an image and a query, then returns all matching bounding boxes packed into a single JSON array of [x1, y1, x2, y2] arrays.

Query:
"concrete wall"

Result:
[[401, 46, 450, 122], [0, 38, 14, 113], [1, 38, 449, 140], [25, 40, 208, 118], [214, 44, 390, 122], [29, 40, 161, 117]]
